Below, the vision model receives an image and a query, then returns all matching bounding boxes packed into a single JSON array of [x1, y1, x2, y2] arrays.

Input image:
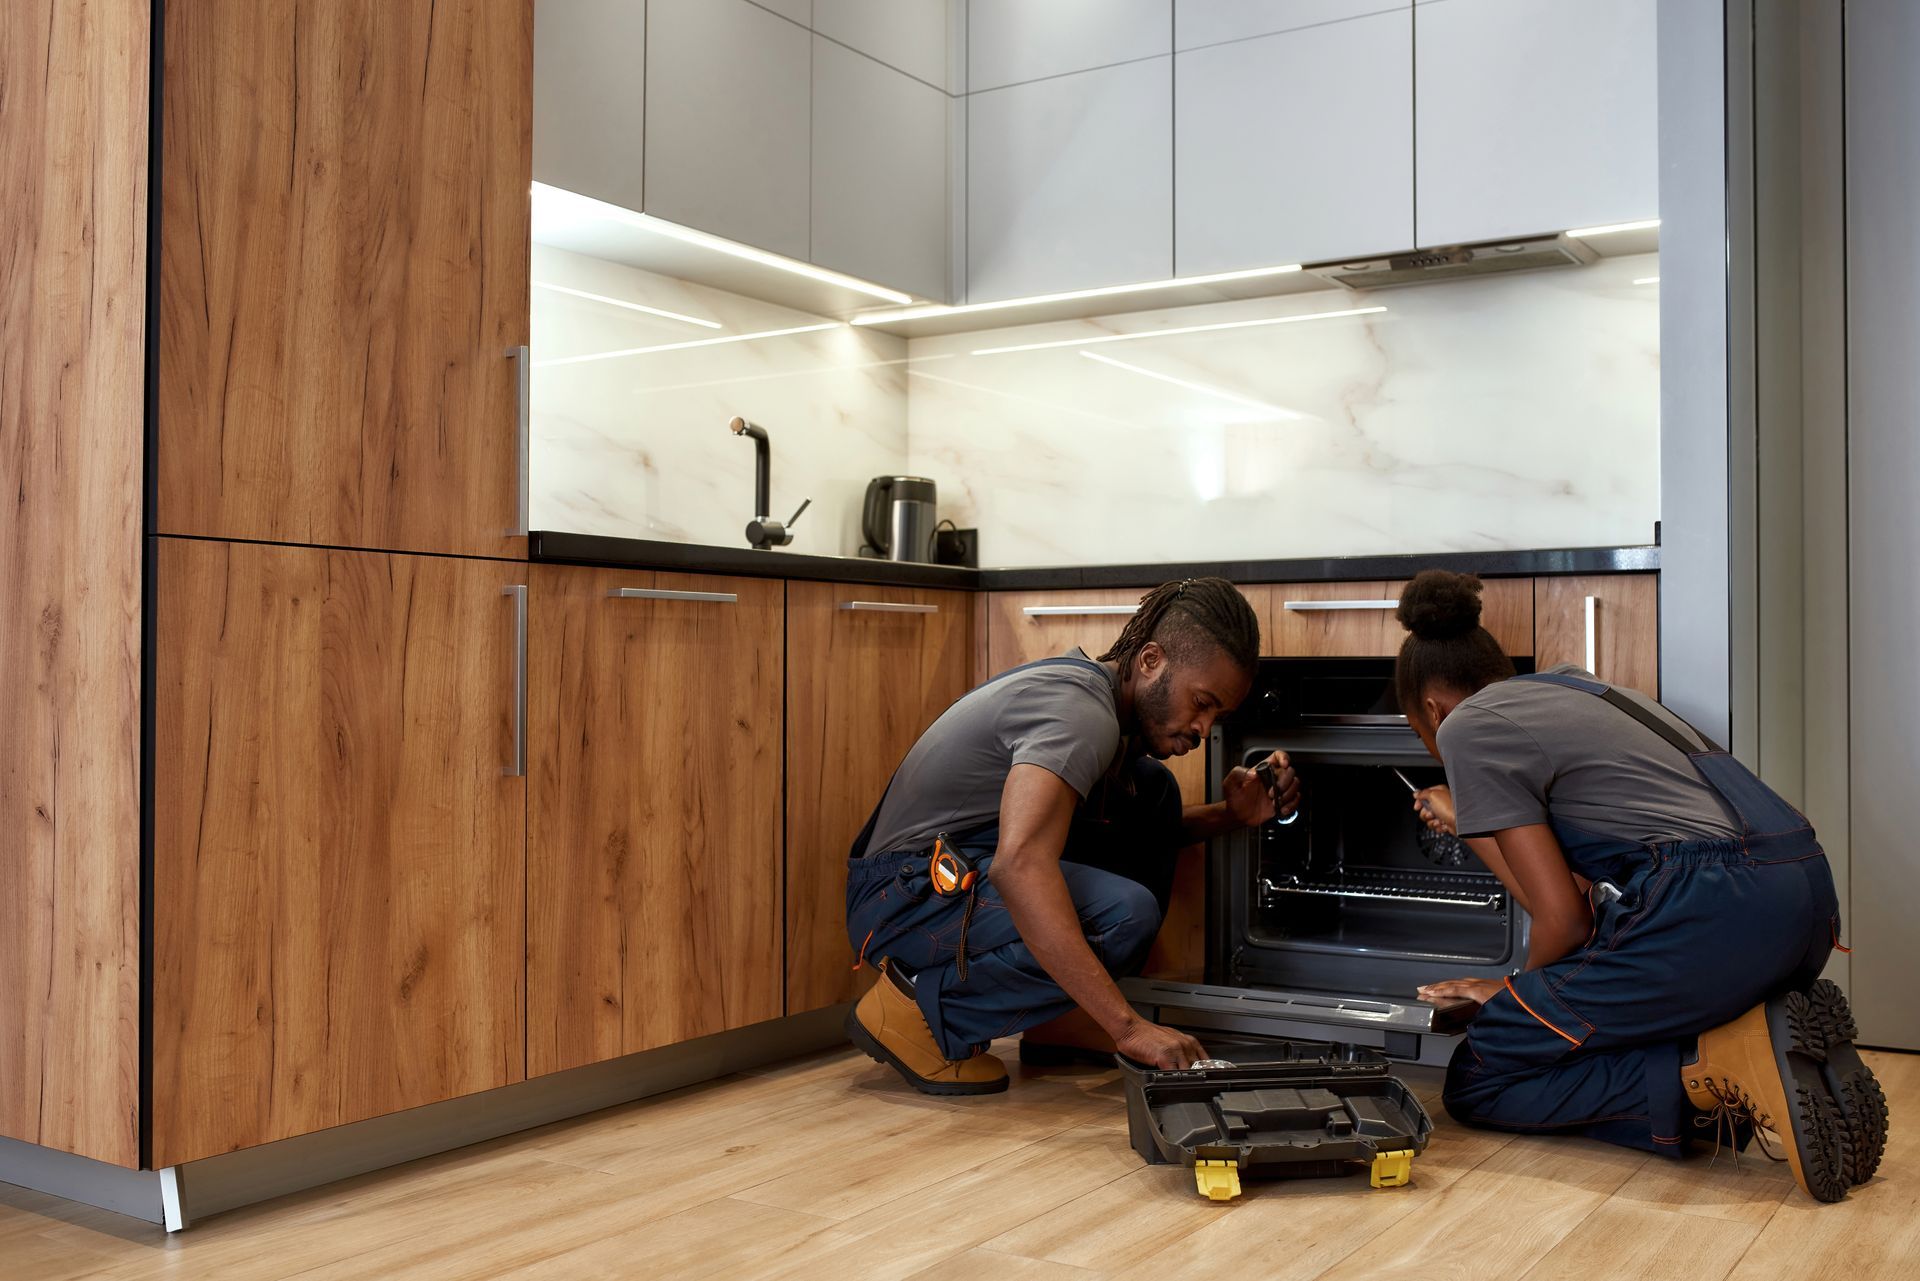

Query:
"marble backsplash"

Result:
[[906, 253, 1661, 567], [531, 244, 910, 557], [533, 246, 1660, 565]]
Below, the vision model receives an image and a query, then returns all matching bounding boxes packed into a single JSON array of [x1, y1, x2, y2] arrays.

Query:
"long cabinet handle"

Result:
[[609, 587, 739, 604], [839, 601, 939, 614], [503, 584, 527, 778], [1022, 604, 1138, 618], [1282, 599, 1399, 612], [507, 345, 530, 537], [1584, 594, 1598, 672]]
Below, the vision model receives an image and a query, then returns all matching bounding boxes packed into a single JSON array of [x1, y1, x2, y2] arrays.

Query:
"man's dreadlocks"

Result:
[[1098, 577, 1261, 676]]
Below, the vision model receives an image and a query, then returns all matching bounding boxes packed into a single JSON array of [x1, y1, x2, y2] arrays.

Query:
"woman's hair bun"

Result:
[[1397, 570, 1485, 641]]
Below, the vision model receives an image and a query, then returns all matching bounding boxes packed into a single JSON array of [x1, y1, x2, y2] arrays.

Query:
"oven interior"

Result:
[[1250, 754, 1513, 966]]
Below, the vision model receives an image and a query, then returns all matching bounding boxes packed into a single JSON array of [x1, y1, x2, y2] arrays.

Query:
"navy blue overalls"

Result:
[[1444, 671, 1841, 1156], [844, 656, 1184, 1061]]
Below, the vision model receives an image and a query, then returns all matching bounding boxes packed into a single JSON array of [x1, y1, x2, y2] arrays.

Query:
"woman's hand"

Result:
[[1223, 751, 1300, 828], [1417, 977, 1504, 1007], [1413, 784, 1456, 835]]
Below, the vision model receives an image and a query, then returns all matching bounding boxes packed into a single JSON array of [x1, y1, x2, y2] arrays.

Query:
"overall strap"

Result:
[[846, 653, 1113, 859], [1508, 673, 1810, 849], [1511, 672, 1724, 755]]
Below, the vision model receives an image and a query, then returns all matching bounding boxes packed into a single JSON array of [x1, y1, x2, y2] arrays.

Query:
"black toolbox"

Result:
[[1118, 1037, 1434, 1200]]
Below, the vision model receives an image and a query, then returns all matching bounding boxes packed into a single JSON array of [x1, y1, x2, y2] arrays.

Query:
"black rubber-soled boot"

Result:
[[1806, 979, 1890, 1185], [1773, 989, 1855, 1203]]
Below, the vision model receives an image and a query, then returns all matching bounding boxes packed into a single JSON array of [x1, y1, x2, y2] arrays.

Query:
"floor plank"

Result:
[[0, 1044, 1910, 1281], [1516, 1200, 1763, 1281]]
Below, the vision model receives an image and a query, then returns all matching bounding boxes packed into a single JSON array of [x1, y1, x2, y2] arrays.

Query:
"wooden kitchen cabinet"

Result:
[[1250, 579, 1535, 658], [151, 540, 527, 1166], [157, 0, 531, 559], [527, 566, 784, 1076], [786, 583, 975, 1014], [1534, 574, 1660, 697]]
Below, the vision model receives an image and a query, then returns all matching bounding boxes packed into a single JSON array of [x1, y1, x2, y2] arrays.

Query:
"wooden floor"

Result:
[[3, 1044, 1913, 1280]]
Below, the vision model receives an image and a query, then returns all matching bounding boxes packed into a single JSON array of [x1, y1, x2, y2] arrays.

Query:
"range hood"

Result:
[[1306, 233, 1598, 290]]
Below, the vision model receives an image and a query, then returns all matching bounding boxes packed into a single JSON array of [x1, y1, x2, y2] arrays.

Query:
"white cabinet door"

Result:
[[757, 0, 811, 25], [534, 0, 647, 214], [812, 0, 958, 90], [644, 0, 811, 259], [1176, 9, 1412, 272], [1415, 0, 1657, 246], [968, 0, 1171, 91], [811, 37, 950, 300], [1176, 0, 1398, 51], [967, 59, 1174, 301]]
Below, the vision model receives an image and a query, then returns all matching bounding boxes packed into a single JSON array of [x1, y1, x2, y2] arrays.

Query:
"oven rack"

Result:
[[1258, 872, 1507, 912]]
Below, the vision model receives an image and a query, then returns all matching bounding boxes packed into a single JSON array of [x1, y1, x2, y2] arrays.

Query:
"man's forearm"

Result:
[[992, 855, 1140, 1037], [1179, 801, 1244, 844]]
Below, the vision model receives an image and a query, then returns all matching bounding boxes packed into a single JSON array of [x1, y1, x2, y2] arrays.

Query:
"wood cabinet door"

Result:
[[157, 0, 531, 558], [786, 583, 974, 1014], [1534, 574, 1659, 697], [528, 567, 783, 1076], [152, 540, 527, 1166], [1252, 579, 1535, 658]]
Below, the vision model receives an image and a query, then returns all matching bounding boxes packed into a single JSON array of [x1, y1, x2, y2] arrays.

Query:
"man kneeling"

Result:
[[844, 578, 1298, 1094]]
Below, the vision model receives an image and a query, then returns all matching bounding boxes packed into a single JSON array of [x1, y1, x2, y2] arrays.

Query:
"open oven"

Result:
[[1122, 656, 1534, 1065]]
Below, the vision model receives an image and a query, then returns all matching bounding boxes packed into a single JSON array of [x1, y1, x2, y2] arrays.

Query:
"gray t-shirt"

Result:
[[862, 648, 1121, 855], [1436, 665, 1739, 844]]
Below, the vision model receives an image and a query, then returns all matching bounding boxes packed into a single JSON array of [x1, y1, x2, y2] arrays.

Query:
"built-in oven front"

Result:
[[1122, 657, 1533, 1065]]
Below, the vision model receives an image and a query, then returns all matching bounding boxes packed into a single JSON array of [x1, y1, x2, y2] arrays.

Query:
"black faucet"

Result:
[[729, 416, 810, 550]]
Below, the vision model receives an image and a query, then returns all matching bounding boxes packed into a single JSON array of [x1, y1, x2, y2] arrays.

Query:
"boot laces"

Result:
[[1691, 1078, 1786, 1168]]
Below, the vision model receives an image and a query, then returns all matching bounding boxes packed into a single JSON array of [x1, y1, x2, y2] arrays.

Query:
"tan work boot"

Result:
[[1686, 991, 1849, 1203], [846, 962, 1009, 1096]]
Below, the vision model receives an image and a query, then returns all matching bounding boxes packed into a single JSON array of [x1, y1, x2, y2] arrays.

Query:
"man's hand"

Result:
[[1417, 977, 1503, 1006], [1223, 750, 1301, 828], [1413, 784, 1455, 835], [1113, 1017, 1205, 1069]]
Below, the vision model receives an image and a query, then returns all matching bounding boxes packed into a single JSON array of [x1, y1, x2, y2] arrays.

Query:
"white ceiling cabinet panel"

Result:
[[1176, 10, 1413, 272], [533, 0, 647, 214], [645, 0, 812, 260], [1415, 0, 1657, 246], [967, 59, 1173, 301], [1175, 0, 1403, 51], [812, 0, 958, 90], [811, 37, 951, 300], [968, 0, 1171, 92]]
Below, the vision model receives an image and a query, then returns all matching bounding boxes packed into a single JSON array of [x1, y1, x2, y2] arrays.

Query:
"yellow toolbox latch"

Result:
[[1370, 1149, 1414, 1188], [1193, 1159, 1242, 1201]]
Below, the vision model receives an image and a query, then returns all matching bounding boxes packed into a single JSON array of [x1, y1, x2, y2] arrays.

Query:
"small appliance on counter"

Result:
[[860, 475, 939, 563]]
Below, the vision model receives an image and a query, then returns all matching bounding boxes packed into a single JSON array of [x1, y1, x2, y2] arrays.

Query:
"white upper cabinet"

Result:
[[533, 0, 647, 213], [967, 59, 1174, 301], [756, 0, 812, 25], [1176, 9, 1412, 272], [812, 0, 959, 90], [1176, 0, 1401, 50], [811, 37, 951, 300], [1415, 0, 1658, 246], [644, 0, 812, 259], [968, 0, 1171, 91]]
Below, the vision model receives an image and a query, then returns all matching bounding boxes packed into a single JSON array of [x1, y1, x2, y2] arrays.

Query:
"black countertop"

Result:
[[531, 531, 1659, 591]]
